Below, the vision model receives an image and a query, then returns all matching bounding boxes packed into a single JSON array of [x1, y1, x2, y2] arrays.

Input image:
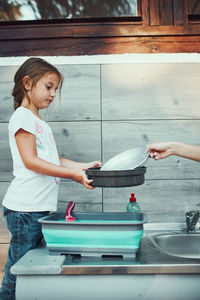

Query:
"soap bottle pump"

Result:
[[126, 193, 140, 213]]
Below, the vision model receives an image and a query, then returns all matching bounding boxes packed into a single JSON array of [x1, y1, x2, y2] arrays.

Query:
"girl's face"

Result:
[[29, 72, 60, 110]]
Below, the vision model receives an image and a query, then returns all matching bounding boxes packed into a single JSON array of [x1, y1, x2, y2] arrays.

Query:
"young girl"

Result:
[[0, 57, 101, 300]]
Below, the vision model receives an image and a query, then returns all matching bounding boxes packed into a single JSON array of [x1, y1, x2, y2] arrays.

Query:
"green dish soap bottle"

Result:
[[126, 193, 140, 213]]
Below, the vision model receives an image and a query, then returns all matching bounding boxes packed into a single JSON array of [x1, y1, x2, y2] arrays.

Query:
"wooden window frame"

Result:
[[0, 0, 145, 42], [188, 0, 200, 24], [0, 0, 142, 25]]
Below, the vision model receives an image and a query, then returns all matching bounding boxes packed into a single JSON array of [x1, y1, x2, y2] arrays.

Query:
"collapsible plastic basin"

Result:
[[38, 212, 146, 259]]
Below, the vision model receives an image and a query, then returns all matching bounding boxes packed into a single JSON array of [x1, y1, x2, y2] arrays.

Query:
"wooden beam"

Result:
[[1, 24, 200, 42], [1, 35, 200, 56]]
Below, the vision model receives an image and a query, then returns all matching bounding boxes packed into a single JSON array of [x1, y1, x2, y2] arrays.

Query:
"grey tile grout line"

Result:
[[100, 64, 104, 213]]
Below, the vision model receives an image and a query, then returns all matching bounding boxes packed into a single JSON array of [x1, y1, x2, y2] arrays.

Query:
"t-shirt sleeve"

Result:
[[9, 108, 36, 137]]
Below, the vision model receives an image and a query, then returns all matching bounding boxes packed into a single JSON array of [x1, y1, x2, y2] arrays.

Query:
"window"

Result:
[[188, 0, 200, 22], [0, 0, 139, 22], [188, 0, 200, 14]]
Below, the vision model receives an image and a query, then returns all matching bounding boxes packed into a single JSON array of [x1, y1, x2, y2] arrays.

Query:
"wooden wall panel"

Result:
[[141, 0, 150, 25], [173, 0, 185, 25], [103, 179, 200, 222], [159, 0, 174, 25], [3, 119, 200, 182], [2, 178, 198, 223], [150, 0, 185, 26], [150, 0, 173, 26], [101, 63, 200, 120], [0, 121, 101, 175], [149, 0, 160, 25], [0, 124, 12, 173], [51, 121, 101, 162], [0, 65, 101, 123], [102, 120, 200, 180], [41, 65, 101, 122], [58, 181, 102, 213], [0, 66, 16, 122], [1, 61, 200, 229]]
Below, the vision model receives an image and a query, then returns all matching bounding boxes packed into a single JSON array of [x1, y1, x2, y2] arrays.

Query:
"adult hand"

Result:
[[146, 142, 173, 160]]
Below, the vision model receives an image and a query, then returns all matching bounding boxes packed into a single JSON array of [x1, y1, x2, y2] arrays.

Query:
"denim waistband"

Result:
[[3, 207, 11, 217], [3, 207, 48, 217]]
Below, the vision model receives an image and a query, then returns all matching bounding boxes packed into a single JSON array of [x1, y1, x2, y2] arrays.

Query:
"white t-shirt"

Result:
[[3, 107, 60, 212]]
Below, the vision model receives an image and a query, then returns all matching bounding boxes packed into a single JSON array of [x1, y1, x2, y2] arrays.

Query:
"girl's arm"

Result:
[[59, 157, 102, 170], [15, 129, 99, 189], [146, 141, 200, 161]]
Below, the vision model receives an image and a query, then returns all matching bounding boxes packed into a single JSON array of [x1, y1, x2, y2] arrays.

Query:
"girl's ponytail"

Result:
[[12, 78, 25, 110]]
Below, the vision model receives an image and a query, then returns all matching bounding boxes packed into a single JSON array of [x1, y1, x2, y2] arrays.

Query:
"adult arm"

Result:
[[146, 142, 200, 162]]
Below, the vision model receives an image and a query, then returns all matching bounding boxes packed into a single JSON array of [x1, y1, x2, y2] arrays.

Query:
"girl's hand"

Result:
[[73, 161, 102, 189], [59, 158, 102, 188], [72, 168, 95, 189], [81, 161, 102, 189], [86, 161, 102, 169]]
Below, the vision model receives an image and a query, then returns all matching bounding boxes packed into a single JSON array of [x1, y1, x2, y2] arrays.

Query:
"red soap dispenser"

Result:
[[126, 193, 140, 213]]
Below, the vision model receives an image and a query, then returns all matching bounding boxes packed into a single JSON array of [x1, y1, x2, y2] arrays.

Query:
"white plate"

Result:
[[101, 147, 149, 171]]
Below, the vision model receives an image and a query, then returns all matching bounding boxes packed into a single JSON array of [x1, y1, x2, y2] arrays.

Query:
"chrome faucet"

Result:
[[185, 211, 200, 233]]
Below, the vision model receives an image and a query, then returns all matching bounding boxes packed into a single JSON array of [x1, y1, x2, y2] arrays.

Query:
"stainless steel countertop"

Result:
[[11, 224, 200, 276], [62, 232, 200, 275]]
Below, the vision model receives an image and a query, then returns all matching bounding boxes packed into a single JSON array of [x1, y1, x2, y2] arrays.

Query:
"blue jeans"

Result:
[[0, 207, 49, 300]]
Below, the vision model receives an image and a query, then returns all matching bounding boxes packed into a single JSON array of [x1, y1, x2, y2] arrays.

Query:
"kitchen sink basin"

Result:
[[149, 232, 200, 259]]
